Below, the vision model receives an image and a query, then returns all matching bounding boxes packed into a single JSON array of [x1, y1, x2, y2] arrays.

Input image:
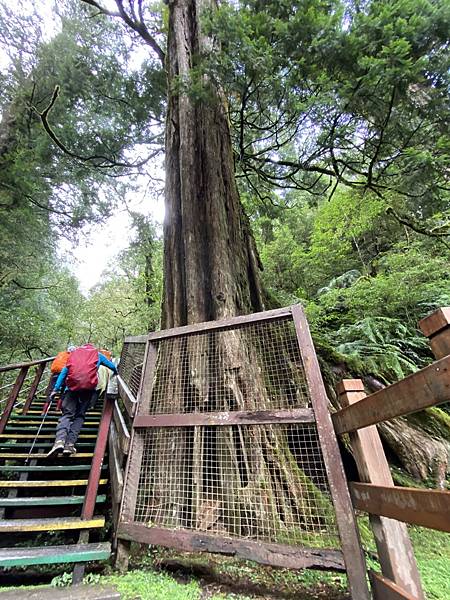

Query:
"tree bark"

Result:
[[162, 0, 265, 329]]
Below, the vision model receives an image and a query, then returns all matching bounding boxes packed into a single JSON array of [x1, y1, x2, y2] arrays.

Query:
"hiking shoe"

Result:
[[63, 443, 77, 456], [47, 439, 65, 458]]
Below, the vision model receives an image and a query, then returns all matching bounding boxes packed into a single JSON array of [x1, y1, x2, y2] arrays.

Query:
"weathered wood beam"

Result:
[[0, 366, 29, 434], [0, 357, 53, 373], [370, 571, 417, 600], [419, 307, 450, 359], [349, 483, 450, 532], [333, 356, 450, 434], [337, 379, 424, 599], [292, 305, 371, 600], [117, 522, 346, 571], [147, 306, 292, 341], [133, 408, 315, 428], [22, 363, 46, 414]]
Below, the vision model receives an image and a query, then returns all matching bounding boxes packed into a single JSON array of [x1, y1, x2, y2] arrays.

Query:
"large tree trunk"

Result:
[[162, 0, 265, 329], [139, 0, 337, 546]]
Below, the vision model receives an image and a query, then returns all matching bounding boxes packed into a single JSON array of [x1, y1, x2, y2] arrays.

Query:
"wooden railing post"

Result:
[[419, 307, 450, 359], [0, 366, 29, 434], [337, 379, 425, 600], [22, 362, 46, 414]]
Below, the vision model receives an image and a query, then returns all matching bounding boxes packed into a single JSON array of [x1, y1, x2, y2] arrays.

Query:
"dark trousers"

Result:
[[55, 389, 92, 445]]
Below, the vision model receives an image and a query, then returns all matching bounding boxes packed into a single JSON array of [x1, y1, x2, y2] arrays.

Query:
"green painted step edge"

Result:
[[0, 494, 106, 506], [0, 465, 106, 472], [0, 440, 95, 452], [0, 543, 111, 568]]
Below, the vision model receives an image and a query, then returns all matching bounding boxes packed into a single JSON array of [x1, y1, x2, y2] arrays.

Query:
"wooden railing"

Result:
[[333, 307, 450, 600], [0, 356, 54, 433]]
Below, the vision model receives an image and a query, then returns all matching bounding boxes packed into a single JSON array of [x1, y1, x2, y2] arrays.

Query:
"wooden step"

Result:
[[0, 433, 97, 439], [0, 495, 106, 507], [0, 479, 107, 487], [24, 410, 102, 416], [0, 452, 94, 459], [0, 464, 106, 472], [8, 419, 100, 426], [0, 515, 105, 532], [0, 542, 111, 568], [0, 443, 94, 449]]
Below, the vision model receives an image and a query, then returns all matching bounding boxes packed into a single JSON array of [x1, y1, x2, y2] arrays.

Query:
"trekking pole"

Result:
[[25, 392, 58, 465]]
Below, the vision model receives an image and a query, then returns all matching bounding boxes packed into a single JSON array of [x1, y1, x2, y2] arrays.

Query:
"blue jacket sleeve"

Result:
[[98, 353, 118, 374], [54, 367, 68, 392]]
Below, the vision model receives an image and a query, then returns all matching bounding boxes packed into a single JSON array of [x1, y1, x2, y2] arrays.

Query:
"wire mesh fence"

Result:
[[120, 314, 341, 551], [119, 341, 147, 400], [139, 318, 311, 415], [124, 423, 339, 548]]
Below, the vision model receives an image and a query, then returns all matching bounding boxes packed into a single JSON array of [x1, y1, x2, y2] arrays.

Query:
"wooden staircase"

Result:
[[0, 389, 111, 577]]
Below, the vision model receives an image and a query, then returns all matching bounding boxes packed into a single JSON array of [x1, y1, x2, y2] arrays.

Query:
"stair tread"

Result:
[[0, 542, 111, 568], [0, 515, 105, 532], [0, 452, 94, 458], [0, 494, 106, 506], [0, 443, 94, 449], [0, 464, 106, 472], [0, 479, 108, 487], [0, 434, 97, 438]]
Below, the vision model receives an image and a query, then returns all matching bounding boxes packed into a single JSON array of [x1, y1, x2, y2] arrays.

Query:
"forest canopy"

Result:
[[0, 0, 448, 376]]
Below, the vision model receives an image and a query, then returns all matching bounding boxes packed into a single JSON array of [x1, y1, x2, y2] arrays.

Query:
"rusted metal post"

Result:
[[337, 379, 424, 599], [419, 307, 450, 359], [0, 366, 29, 434], [22, 362, 46, 414]]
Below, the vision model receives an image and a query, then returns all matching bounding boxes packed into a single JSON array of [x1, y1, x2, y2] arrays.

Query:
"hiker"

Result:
[[89, 362, 113, 410], [47, 344, 117, 457], [44, 345, 76, 411]]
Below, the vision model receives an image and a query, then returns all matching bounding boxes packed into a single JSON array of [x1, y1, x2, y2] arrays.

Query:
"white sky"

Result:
[[0, 0, 166, 295], [61, 190, 165, 295]]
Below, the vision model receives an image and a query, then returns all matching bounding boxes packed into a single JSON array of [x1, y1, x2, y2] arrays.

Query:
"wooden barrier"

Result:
[[333, 355, 450, 434], [337, 380, 424, 599], [419, 307, 450, 359], [350, 483, 450, 532]]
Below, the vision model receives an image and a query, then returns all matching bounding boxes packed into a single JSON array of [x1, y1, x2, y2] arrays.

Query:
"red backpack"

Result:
[[66, 344, 99, 391]]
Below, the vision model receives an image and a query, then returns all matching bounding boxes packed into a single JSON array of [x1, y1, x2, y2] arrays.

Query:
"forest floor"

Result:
[[1, 526, 448, 599]]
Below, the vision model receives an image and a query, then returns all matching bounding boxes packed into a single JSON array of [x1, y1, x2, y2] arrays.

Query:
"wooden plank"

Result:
[[7, 419, 100, 426], [120, 342, 157, 525], [350, 483, 450, 532], [83, 395, 114, 520], [337, 380, 424, 599], [333, 355, 450, 434], [123, 334, 148, 343], [0, 367, 29, 434], [0, 465, 106, 473], [147, 306, 292, 341], [117, 376, 138, 416], [0, 442, 94, 449], [0, 434, 97, 439], [370, 571, 417, 600], [0, 516, 105, 532], [0, 357, 53, 374], [0, 495, 106, 506], [0, 452, 94, 458], [418, 307, 450, 338], [0, 479, 108, 487], [133, 408, 315, 428], [113, 401, 130, 455], [24, 410, 102, 416], [118, 522, 345, 571], [22, 363, 46, 414], [0, 586, 118, 600], [109, 421, 124, 506], [0, 543, 111, 569], [292, 305, 370, 600]]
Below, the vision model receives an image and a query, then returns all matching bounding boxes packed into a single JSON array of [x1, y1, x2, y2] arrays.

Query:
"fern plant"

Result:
[[332, 317, 431, 383]]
